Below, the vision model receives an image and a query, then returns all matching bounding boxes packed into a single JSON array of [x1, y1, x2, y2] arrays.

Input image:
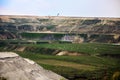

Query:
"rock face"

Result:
[[0, 52, 66, 80]]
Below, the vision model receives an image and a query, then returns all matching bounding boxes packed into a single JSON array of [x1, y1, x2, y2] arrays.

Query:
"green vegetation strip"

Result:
[[17, 52, 118, 68], [20, 32, 65, 38], [23, 43, 120, 55], [36, 59, 95, 70]]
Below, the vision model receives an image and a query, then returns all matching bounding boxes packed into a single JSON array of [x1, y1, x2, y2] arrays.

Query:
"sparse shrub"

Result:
[[60, 78, 65, 80], [0, 77, 7, 80], [112, 71, 120, 80]]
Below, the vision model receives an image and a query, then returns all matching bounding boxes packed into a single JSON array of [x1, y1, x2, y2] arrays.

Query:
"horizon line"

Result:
[[0, 14, 120, 18]]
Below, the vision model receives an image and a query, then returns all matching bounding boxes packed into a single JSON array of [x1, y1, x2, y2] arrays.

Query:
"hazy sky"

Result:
[[0, 0, 120, 17]]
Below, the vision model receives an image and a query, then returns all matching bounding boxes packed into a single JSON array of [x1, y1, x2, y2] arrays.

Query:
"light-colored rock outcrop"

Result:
[[0, 52, 66, 80], [56, 51, 82, 56]]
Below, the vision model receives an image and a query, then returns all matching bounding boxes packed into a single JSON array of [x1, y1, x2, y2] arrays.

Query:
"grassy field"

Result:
[[17, 51, 120, 80], [17, 51, 118, 67], [0, 43, 120, 80], [23, 43, 120, 56]]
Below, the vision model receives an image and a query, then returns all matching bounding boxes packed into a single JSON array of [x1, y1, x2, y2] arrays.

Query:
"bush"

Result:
[[0, 77, 7, 80]]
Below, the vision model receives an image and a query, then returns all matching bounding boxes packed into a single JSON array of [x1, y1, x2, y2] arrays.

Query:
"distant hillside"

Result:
[[0, 15, 120, 34], [0, 15, 120, 43]]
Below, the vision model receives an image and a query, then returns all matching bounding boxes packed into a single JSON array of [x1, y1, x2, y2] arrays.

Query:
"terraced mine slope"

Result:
[[0, 15, 120, 34], [0, 15, 120, 43]]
